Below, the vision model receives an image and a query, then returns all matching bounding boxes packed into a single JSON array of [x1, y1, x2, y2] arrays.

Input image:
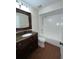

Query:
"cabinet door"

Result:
[[16, 33, 38, 59], [32, 34, 38, 47]]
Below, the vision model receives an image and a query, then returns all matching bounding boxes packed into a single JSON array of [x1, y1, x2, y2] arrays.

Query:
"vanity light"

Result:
[[21, 5, 30, 12], [16, 2, 19, 8], [18, 0, 22, 8], [16, 0, 31, 12], [19, 4, 21, 8]]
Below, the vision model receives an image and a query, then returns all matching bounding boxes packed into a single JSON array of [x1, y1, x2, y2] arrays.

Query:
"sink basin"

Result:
[[22, 33, 32, 37]]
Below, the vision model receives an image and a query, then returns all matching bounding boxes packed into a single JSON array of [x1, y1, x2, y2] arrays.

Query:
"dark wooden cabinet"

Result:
[[16, 31, 38, 59]]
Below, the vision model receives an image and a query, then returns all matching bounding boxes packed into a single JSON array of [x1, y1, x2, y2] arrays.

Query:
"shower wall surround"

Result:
[[39, 9, 63, 43], [38, 0, 63, 43]]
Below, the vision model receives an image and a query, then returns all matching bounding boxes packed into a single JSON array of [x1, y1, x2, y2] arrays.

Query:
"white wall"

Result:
[[16, 2, 39, 32], [39, 0, 63, 15], [30, 7, 39, 32]]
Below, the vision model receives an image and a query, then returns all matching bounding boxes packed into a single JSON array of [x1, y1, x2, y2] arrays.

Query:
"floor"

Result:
[[27, 43, 61, 59]]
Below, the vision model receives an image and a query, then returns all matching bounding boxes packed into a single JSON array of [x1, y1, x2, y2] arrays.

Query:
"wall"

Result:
[[30, 7, 39, 32], [39, 0, 63, 15], [16, 2, 39, 32]]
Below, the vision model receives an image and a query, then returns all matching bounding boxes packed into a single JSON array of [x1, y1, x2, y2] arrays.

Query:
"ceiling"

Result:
[[23, 0, 62, 9]]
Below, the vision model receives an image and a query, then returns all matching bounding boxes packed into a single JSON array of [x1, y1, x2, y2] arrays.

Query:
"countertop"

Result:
[[16, 30, 37, 43]]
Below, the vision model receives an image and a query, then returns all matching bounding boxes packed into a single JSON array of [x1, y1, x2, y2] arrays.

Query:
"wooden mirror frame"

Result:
[[16, 8, 32, 31]]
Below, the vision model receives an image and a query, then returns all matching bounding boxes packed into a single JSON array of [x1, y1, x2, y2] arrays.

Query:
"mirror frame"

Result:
[[16, 8, 32, 31]]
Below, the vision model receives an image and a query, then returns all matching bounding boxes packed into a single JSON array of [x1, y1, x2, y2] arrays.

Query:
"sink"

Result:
[[22, 33, 32, 37]]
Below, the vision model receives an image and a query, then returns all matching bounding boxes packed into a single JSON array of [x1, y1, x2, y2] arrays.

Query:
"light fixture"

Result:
[[16, 0, 31, 11]]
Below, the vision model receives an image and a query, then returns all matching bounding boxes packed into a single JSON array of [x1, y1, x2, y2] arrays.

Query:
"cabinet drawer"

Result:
[[16, 38, 33, 49]]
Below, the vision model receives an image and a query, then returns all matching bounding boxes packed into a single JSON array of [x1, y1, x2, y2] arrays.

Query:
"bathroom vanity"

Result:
[[16, 8, 38, 59], [16, 30, 38, 59]]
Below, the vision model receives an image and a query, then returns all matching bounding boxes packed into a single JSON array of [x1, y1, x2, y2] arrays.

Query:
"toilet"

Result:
[[38, 36, 45, 48]]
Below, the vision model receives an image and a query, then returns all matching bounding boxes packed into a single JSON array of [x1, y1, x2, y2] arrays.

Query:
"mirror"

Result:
[[16, 8, 32, 31], [16, 12, 29, 28]]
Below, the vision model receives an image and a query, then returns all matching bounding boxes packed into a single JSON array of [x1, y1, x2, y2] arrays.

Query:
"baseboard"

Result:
[[46, 38, 60, 47]]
